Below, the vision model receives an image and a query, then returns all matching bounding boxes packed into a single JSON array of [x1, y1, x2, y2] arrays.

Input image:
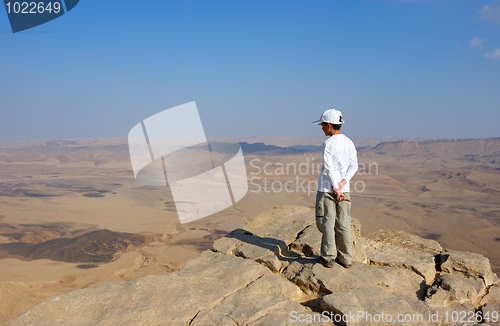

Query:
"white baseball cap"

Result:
[[312, 109, 344, 125]]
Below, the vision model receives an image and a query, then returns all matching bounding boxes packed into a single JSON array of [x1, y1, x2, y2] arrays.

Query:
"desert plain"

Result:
[[0, 136, 499, 324]]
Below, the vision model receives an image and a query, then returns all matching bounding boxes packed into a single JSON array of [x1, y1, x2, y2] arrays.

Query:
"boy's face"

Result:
[[321, 122, 332, 136]]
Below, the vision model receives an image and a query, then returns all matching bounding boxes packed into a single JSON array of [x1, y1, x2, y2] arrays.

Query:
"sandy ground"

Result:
[[0, 137, 499, 324]]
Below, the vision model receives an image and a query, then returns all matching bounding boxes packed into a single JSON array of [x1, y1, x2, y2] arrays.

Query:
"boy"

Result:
[[312, 109, 358, 269]]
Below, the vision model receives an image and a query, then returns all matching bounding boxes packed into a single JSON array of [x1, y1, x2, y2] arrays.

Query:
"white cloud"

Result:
[[470, 37, 486, 48], [484, 49, 500, 59], [476, 2, 500, 24]]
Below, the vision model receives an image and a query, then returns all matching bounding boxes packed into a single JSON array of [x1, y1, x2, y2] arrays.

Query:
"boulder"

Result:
[[289, 224, 318, 257], [363, 238, 437, 284], [439, 249, 496, 286], [425, 273, 486, 308], [368, 230, 442, 255], [212, 206, 315, 272], [320, 286, 432, 326], [321, 286, 475, 326], [241, 206, 315, 246], [284, 260, 425, 299], [212, 229, 289, 272], [480, 303, 500, 326], [192, 273, 323, 326], [480, 284, 500, 306]]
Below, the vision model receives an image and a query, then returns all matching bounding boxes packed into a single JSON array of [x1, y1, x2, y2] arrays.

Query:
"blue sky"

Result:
[[1, 0, 499, 140]]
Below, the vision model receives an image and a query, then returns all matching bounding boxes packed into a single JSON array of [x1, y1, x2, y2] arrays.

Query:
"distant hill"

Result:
[[1, 137, 498, 162], [239, 142, 312, 155], [288, 144, 322, 152], [370, 137, 500, 162], [239, 138, 500, 160]]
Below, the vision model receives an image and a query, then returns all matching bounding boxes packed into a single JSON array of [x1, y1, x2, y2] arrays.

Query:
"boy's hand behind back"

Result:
[[332, 187, 345, 201]]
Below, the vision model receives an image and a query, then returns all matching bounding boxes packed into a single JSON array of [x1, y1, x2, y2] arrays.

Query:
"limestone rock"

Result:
[[352, 236, 368, 263], [363, 237, 437, 284], [425, 273, 486, 308], [10, 251, 307, 325], [192, 273, 322, 326], [368, 230, 442, 255], [284, 259, 425, 299], [321, 286, 475, 326], [430, 302, 477, 326], [289, 224, 318, 257], [351, 217, 362, 238], [283, 260, 325, 294], [212, 228, 292, 273], [480, 303, 500, 325], [173, 275, 327, 326], [189, 309, 237, 326], [320, 285, 432, 326], [481, 284, 500, 306], [439, 249, 496, 286], [242, 206, 315, 245], [212, 206, 315, 272], [245, 303, 326, 326]]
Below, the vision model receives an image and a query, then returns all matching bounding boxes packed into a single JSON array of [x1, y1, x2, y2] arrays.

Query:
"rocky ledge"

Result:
[[10, 206, 500, 326]]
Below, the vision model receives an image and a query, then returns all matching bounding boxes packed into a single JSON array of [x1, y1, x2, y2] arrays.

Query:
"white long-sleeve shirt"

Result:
[[317, 134, 358, 193]]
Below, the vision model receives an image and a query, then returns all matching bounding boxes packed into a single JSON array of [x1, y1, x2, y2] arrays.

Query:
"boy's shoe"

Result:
[[335, 257, 352, 269], [318, 256, 334, 268]]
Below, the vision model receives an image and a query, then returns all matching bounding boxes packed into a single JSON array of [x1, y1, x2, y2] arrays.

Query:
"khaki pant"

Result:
[[315, 191, 352, 265]]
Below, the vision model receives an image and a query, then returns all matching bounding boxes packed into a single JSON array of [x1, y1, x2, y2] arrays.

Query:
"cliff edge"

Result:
[[10, 206, 500, 326]]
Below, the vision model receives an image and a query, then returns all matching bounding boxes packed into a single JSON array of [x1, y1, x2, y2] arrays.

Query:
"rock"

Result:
[[192, 273, 321, 326], [368, 230, 442, 255], [480, 303, 500, 325], [363, 238, 437, 284], [189, 309, 237, 326], [320, 285, 432, 326], [321, 286, 476, 326], [351, 217, 362, 238], [431, 302, 477, 326], [10, 251, 309, 325], [245, 303, 326, 326], [480, 284, 500, 306], [352, 236, 368, 263], [289, 224, 318, 257], [425, 273, 486, 308], [256, 254, 283, 273], [282, 260, 325, 294], [212, 206, 315, 272], [212, 228, 292, 273], [242, 206, 315, 246], [284, 259, 425, 299], [439, 249, 496, 286]]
